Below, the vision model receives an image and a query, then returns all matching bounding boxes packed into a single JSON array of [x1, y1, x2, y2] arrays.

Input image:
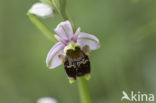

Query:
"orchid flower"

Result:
[[28, 3, 53, 18], [46, 20, 100, 83]]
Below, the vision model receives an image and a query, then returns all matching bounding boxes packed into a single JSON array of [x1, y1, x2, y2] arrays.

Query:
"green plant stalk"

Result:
[[78, 77, 91, 103], [28, 14, 57, 43]]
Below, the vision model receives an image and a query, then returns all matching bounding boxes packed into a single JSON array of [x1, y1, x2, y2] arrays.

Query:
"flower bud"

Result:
[[28, 3, 53, 18], [37, 97, 58, 103]]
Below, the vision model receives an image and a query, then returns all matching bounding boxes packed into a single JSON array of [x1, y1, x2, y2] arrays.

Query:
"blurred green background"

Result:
[[0, 0, 156, 103]]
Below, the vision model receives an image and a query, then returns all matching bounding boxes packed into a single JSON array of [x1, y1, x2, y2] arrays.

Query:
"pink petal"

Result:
[[54, 34, 62, 41], [54, 20, 73, 40], [71, 27, 80, 42], [77, 32, 100, 50], [46, 42, 65, 69], [54, 35, 69, 45]]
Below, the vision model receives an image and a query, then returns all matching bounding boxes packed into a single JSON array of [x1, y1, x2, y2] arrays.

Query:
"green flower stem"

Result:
[[28, 14, 57, 43], [78, 77, 91, 103]]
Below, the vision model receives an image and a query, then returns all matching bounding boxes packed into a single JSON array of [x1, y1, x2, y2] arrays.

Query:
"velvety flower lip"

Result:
[[28, 3, 53, 18], [46, 20, 100, 69]]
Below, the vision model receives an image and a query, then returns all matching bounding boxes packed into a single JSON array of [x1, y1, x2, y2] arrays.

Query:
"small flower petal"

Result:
[[29, 3, 53, 18], [54, 35, 69, 45], [54, 20, 73, 40], [54, 35, 62, 42], [71, 27, 80, 42], [77, 32, 100, 50], [37, 97, 57, 103], [46, 42, 65, 69]]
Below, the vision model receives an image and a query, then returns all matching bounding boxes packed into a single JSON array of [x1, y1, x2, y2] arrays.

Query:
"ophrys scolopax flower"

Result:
[[46, 20, 100, 83]]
